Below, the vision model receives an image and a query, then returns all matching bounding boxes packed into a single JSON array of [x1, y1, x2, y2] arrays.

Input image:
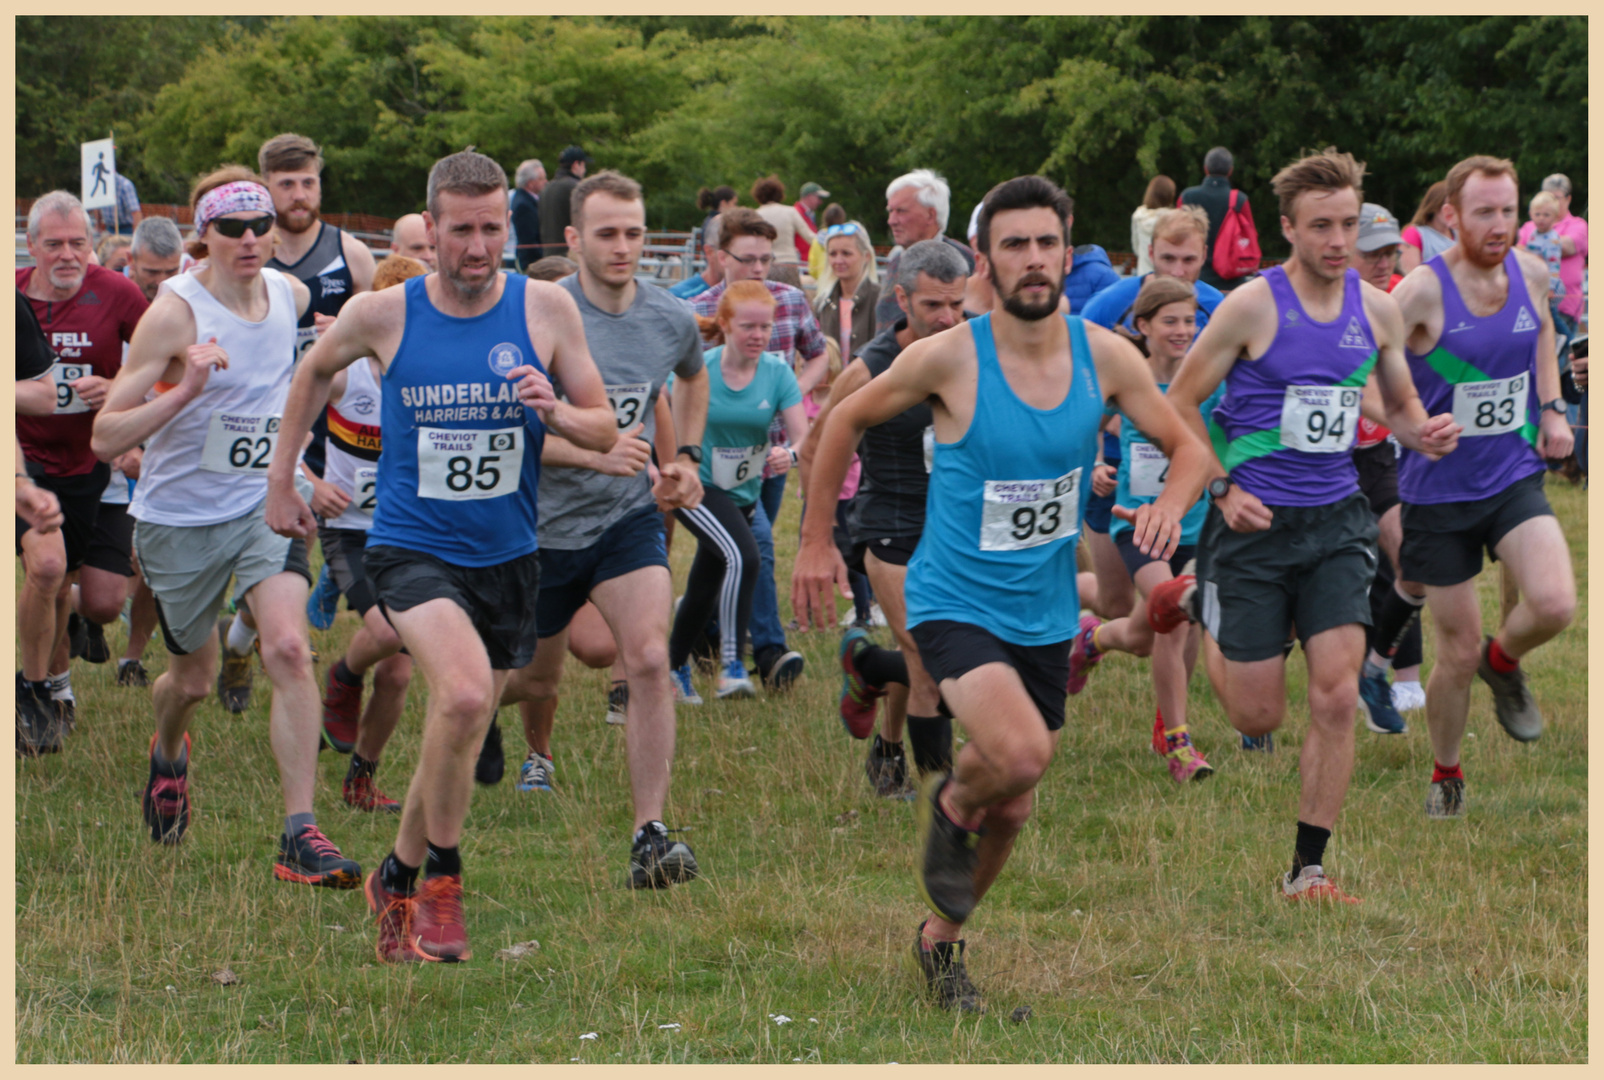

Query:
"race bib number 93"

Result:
[[417, 427, 524, 501], [979, 469, 1081, 551]]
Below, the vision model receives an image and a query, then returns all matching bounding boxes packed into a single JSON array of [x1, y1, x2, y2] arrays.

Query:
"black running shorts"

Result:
[[1399, 470, 1554, 588], [364, 544, 541, 671], [910, 618, 1072, 732]]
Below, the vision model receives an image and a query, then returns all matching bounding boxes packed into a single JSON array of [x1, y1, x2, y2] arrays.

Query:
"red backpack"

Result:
[[1211, 190, 1261, 280]]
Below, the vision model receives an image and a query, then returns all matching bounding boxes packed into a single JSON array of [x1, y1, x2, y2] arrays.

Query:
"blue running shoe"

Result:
[[1358, 669, 1407, 734], [307, 564, 339, 631], [715, 660, 755, 699], [670, 664, 703, 706], [517, 751, 554, 793]]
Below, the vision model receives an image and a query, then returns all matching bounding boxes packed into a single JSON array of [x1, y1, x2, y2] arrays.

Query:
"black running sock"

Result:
[[332, 658, 362, 688], [286, 810, 316, 839], [379, 850, 419, 895], [425, 842, 462, 878], [346, 752, 378, 781], [907, 714, 953, 774], [1291, 821, 1331, 876], [858, 644, 909, 688], [1372, 586, 1426, 666]]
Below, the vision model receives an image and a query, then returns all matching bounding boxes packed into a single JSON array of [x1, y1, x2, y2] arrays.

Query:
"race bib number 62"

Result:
[[979, 469, 1081, 551], [199, 412, 280, 474], [417, 427, 523, 501]]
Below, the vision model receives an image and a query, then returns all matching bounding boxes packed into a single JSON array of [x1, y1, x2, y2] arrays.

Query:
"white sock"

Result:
[[47, 670, 73, 700], [227, 614, 257, 656]]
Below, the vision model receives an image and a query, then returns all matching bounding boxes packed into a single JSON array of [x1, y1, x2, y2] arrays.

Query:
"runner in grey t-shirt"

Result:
[[497, 172, 712, 890]]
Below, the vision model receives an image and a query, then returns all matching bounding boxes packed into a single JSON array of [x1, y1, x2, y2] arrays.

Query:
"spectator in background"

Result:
[[1081, 206, 1221, 334], [509, 159, 546, 271], [698, 185, 737, 239], [807, 202, 847, 281], [1061, 191, 1122, 314], [525, 256, 577, 282], [874, 169, 975, 333], [390, 213, 436, 271], [1131, 175, 1176, 276], [1352, 202, 1404, 292], [1399, 180, 1456, 273], [96, 234, 132, 273], [539, 145, 590, 259], [125, 217, 184, 302], [1180, 146, 1251, 291], [793, 181, 830, 263], [753, 175, 816, 267], [93, 170, 143, 237], [813, 220, 881, 362], [672, 212, 723, 300], [1519, 173, 1588, 361]]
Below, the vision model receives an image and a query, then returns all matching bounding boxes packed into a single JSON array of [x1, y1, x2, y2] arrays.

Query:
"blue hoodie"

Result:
[[1062, 244, 1122, 315]]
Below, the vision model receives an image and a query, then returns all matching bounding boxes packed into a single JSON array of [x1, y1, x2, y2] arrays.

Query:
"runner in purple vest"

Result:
[[1167, 149, 1460, 904], [1391, 155, 1576, 820]]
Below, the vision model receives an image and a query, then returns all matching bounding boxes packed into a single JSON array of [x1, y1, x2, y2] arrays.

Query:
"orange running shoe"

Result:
[[1282, 865, 1361, 904], [411, 874, 470, 962], [364, 871, 419, 964]]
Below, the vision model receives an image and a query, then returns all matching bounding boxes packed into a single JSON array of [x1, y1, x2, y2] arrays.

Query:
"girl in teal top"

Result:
[[669, 281, 808, 701]]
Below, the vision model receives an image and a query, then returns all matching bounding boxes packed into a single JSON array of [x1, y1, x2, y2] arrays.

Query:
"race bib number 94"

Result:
[[1452, 374, 1527, 437], [979, 469, 1081, 552], [711, 445, 767, 490], [606, 382, 652, 431], [417, 427, 523, 501], [1279, 385, 1359, 453], [51, 363, 93, 414], [199, 412, 280, 474], [1127, 441, 1169, 498]]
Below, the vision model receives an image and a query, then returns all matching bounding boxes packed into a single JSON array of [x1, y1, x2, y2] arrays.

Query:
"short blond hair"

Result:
[[1528, 190, 1560, 217], [1150, 205, 1209, 247]]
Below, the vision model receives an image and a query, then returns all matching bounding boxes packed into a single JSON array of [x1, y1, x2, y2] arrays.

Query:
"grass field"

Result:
[[14, 480, 1588, 1063]]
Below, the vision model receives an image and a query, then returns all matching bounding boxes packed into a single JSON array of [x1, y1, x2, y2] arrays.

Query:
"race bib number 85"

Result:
[[1280, 385, 1359, 453], [417, 427, 523, 501], [979, 469, 1081, 552], [51, 363, 92, 414], [1452, 374, 1527, 437], [199, 412, 280, 474]]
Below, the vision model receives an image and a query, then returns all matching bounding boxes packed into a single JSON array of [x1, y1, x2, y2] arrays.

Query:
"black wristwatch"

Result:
[[1207, 475, 1233, 499], [676, 444, 703, 464], [1541, 398, 1568, 415]]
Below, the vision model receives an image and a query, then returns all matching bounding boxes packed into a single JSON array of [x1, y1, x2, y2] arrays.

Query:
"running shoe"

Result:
[[1425, 776, 1467, 819], [1150, 711, 1167, 756], [1281, 864, 1361, 904], [15, 674, 61, 758], [274, 824, 362, 888], [1162, 729, 1214, 784], [629, 820, 699, 889], [116, 659, 150, 688], [82, 619, 112, 664], [321, 665, 362, 754], [671, 664, 703, 706], [1146, 572, 1198, 635], [1391, 680, 1426, 713], [1477, 637, 1543, 742], [838, 628, 884, 740], [410, 874, 470, 961], [1065, 614, 1103, 696], [215, 617, 254, 714], [141, 734, 191, 844], [1240, 732, 1274, 752], [1358, 669, 1407, 735], [52, 693, 75, 736], [716, 660, 755, 700], [866, 734, 915, 799], [306, 564, 339, 631], [343, 770, 401, 814], [605, 680, 629, 725], [67, 612, 88, 660], [517, 750, 555, 793], [475, 717, 505, 785], [913, 920, 983, 1013], [363, 871, 419, 965], [760, 649, 805, 693], [914, 773, 981, 924]]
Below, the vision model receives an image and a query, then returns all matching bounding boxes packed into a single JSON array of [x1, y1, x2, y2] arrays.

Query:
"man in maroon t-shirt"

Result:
[[16, 190, 148, 735]]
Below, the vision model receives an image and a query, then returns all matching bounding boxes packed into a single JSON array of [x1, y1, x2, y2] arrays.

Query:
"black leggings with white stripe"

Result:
[[671, 486, 759, 672]]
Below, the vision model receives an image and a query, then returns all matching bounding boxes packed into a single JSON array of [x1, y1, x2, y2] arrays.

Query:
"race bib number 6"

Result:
[[1280, 385, 1359, 453], [606, 382, 652, 431], [979, 469, 1081, 552], [1127, 441, 1170, 498], [199, 412, 280, 474], [1452, 374, 1527, 437], [417, 427, 524, 501], [51, 363, 92, 414], [711, 445, 767, 490]]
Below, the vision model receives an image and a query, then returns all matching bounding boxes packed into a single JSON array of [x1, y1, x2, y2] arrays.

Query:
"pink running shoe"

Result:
[[1065, 615, 1103, 696]]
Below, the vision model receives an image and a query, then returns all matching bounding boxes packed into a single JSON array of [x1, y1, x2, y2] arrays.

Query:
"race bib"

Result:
[[1452, 374, 1527, 437], [51, 363, 93, 414], [199, 411, 281, 474], [293, 325, 319, 366], [979, 469, 1081, 552], [606, 382, 652, 431], [416, 427, 523, 501], [711, 445, 767, 490], [350, 466, 378, 521], [1127, 441, 1169, 498], [1279, 385, 1359, 453], [923, 426, 936, 474]]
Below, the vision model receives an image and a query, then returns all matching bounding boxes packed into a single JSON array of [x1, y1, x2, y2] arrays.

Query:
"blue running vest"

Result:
[[368, 273, 546, 567], [906, 313, 1101, 646]]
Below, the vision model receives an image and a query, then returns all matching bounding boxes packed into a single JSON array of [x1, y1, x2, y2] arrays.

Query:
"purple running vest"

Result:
[[1208, 266, 1376, 506], [1398, 250, 1544, 504]]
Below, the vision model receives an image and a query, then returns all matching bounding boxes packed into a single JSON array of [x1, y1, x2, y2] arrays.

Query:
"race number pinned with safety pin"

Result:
[[1279, 385, 1359, 453], [979, 469, 1081, 551], [199, 412, 281, 474], [50, 362, 93, 414], [711, 445, 767, 490], [1452, 374, 1527, 437], [416, 427, 523, 501]]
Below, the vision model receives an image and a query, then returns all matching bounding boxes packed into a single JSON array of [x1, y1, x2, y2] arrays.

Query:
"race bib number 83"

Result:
[[199, 412, 280, 474], [1280, 385, 1359, 453], [417, 427, 524, 501], [1452, 374, 1527, 437], [979, 469, 1081, 551]]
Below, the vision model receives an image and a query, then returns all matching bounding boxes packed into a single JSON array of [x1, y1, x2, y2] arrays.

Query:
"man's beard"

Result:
[[441, 259, 495, 299], [999, 271, 1063, 322], [1460, 232, 1510, 270], [277, 202, 320, 236]]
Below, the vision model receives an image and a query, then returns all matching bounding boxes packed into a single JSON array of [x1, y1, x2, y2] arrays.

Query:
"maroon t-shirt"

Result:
[[16, 264, 148, 476]]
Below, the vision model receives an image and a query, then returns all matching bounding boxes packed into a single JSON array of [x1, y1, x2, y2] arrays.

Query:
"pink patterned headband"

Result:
[[195, 181, 276, 238]]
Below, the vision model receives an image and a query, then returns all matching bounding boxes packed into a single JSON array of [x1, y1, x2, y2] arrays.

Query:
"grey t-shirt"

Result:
[[539, 275, 705, 548]]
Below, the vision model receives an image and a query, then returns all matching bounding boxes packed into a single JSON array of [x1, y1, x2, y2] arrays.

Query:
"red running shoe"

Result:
[[321, 666, 362, 754], [838, 628, 884, 740], [141, 733, 191, 845], [344, 772, 401, 813], [1151, 710, 1167, 756], [1147, 574, 1197, 635], [364, 871, 419, 964], [411, 874, 470, 962], [1065, 615, 1103, 696]]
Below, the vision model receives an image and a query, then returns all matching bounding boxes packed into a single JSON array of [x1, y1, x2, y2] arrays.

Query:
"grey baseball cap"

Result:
[[1357, 203, 1403, 252]]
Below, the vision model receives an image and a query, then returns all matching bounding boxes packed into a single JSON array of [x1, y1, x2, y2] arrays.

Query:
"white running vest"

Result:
[[130, 268, 299, 527], [322, 356, 384, 532]]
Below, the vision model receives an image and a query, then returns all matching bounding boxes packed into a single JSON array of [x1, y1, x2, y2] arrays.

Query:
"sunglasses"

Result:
[[822, 223, 861, 240], [211, 215, 275, 239]]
